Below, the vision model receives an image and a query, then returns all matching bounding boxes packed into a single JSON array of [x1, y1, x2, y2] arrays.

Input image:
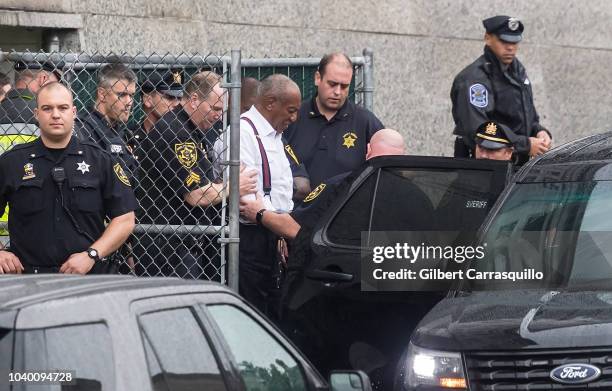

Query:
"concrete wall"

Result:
[[1, 0, 611, 155]]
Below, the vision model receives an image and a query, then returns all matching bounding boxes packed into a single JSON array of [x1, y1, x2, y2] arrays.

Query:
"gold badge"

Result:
[[342, 132, 358, 148], [175, 142, 198, 168], [113, 163, 131, 187], [284, 145, 300, 164], [485, 122, 497, 135], [185, 171, 201, 187], [22, 163, 35, 180], [304, 183, 327, 202], [173, 71, 182, 84]]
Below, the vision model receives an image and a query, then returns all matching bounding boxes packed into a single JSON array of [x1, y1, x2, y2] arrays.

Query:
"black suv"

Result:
[[398, 132, 612, 390], [0, 275, 371, 391], [284, 155, 514, 387]]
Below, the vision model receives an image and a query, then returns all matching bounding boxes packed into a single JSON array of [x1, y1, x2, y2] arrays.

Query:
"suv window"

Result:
[[12, 323, 113, 390], [475, 181, 612, 290], [208, 304, 307, 391], [139, 308, 226, 391], [327, 171, 377, 246]]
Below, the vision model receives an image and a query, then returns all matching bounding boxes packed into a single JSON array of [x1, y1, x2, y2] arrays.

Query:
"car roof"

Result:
[[517, 131, 612, 182], [0, 275, 233, 310]]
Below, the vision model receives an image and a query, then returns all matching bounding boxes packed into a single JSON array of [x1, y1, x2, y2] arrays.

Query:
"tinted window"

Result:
[[139, 308, 226, 391], [12, 323, 113, 390], [208, 305, 307, 391], [327, 172, 377, 246], [475, 181, 612, 290]]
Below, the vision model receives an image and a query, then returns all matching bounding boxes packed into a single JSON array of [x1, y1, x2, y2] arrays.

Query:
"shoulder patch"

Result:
[[113, 163, 131, 187], [469, 83, 488, 108], [284, 145, 300, 164], [174, 142, 198, 168], [304, 183, 327, 203]]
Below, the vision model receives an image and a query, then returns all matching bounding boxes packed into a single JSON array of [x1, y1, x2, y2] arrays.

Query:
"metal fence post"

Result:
[[362, 48, 374, 112], [227, 49, 242, 291]]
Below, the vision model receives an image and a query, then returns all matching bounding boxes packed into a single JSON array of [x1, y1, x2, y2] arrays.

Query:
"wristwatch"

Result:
[[87, 247, 101, 262], [255, 209, 266, 225]]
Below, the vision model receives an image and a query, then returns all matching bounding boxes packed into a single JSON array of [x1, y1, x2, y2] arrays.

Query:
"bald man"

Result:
[[238, 74, 301, 317], [240, 128, 405, 240]]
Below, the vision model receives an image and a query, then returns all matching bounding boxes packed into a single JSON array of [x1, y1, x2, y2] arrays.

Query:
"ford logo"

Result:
[[550, 363, 601, 384]]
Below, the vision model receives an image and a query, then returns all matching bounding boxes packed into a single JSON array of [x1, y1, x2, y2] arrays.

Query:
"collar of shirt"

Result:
[[243, 106, 279, 139], [307, 96, 352, 123], [85, 108, 124, 139], [29, 136, 83, 162]]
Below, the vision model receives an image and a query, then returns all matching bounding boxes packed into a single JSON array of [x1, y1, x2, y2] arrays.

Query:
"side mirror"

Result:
[[329, 370, 372, 391]]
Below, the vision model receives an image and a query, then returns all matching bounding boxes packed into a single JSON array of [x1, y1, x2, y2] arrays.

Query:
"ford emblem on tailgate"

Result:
[[550, 363, 601, 384]]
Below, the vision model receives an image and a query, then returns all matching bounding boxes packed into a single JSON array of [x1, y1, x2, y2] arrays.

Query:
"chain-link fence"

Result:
[[0, 49, 374, 288]]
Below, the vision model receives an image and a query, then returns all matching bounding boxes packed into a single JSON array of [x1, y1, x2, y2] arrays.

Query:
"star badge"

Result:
[[342, 132, 358, 148], [76, 161, 90, 174]]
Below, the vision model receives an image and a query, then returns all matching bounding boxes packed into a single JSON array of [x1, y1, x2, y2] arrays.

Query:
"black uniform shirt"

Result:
[[0, 89, 37, 124], [140, 106, 216, 225], [291, 171, 353, 231], [75, 109, 138, 180], [284, 97, 383, 187], [0, 137, 137, 267]]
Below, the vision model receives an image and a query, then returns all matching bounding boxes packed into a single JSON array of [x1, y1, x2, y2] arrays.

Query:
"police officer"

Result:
[[451, 15, 552, 164], [474, 120, 515, 161], [0, 82, 136, 274], [284, 52, 384, 190], [138, 71, 256, 278], [75, 63, 138, 180], [0, 61, 60, 127], [129, 69, 184, 163]]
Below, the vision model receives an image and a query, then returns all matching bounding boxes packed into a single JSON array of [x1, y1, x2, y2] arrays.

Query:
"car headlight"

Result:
[[404, 343, 467, 390]]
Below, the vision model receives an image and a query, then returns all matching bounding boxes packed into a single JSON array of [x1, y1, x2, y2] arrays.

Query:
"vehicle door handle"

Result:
[[306, 269, 354, 282]]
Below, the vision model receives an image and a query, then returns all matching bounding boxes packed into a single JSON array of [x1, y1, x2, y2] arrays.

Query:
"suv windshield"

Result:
[[467, 180, 612, 290]]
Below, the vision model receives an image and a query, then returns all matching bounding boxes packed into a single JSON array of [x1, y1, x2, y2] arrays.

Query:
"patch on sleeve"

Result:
[[304, 183, 326, 203], [185, 171, 201, 187], [174, 142, 198, 168], [469, 83, 488, 108], [113, 163, 131, 187], [284, 145, 300, 164]]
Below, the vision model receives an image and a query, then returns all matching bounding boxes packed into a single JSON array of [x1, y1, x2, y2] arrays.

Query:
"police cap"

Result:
[[14, 61, 63, 80], [141, 69, 184, 98], [474, 121, 513, 150], [482, 15, 524, 43]]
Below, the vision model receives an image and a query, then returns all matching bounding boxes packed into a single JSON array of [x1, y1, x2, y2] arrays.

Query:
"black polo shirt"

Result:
[[284, 97, 384, 187], [0, 137, 137, 268], [139, 106, 216, 226], [75, 109, 138, 180]]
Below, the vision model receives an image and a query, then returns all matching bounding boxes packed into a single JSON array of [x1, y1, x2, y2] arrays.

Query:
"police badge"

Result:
[[174, 142, 198, 168], [469, 84, 488, 108], [508, 17, 520, 31]]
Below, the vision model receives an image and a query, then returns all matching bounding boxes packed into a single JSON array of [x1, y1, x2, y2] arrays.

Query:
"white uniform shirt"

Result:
[[239, 106, 293, 213]]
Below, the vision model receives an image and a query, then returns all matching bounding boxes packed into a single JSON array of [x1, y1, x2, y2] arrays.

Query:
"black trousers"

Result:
[[239, 224, 280, 319]]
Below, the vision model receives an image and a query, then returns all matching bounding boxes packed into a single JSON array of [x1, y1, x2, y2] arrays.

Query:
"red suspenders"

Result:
[[241, 116, 272, 196]]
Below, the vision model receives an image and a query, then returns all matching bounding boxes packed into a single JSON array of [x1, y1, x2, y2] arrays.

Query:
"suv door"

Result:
[[132, 295, 233, 391], [285, 156, 512, 385], [198, 293, 328, 391]]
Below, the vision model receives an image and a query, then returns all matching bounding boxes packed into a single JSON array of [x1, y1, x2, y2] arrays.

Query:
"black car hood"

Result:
[[412, 289, 612, 351]]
